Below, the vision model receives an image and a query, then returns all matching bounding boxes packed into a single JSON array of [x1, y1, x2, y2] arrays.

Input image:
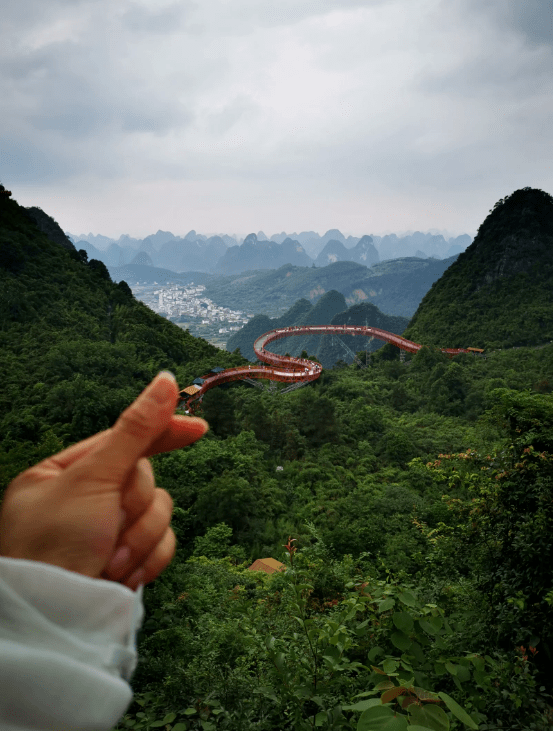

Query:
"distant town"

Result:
[[129, 281, 253, 349]]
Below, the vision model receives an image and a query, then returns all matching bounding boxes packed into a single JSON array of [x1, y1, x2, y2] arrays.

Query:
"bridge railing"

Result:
[[180, 325, 471, 411]]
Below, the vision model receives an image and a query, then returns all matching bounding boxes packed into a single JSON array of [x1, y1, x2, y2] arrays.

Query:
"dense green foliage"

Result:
[[0, 186, 245, 486], [116, 345, 553, 731], [2, 185, 553, 730], [406, 188, 553, 349]]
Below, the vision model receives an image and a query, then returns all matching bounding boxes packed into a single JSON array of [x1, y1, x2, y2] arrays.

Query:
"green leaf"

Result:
[[473, 669, 488, 688], [444, 662, 457, 676], [469, 655, 485, 672], [379, 598, 396, 612], [411, 689, 440, 706], [438, 693, 478, 729], [343, 699, 383, 712], [452, 676, 463, 692], [183, 708, 197, 716], [398, 592, 417, 608], [409, 704, 450, 731], [456, 664, 471, 683], [315, 711, 327, 726], [172, 725, 187, 731], [429, 616, 443, 632], [409, 642, 425, 664], [383, 659, 399, 675], [296, 684, 314, 698], [357, 705, 409, 731], [418, 619, 439, 636], [391, 631, 413, 652], [163, 714, 177, 724], [393, 613, 414, 633], [369, 646, 384, 662], [376, 681, 395, 690], [149, 722, 167, 728]]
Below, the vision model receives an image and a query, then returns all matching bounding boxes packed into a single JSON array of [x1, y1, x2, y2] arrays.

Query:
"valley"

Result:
[[129, 281, 254, 350], [2, 184, 553, 730]]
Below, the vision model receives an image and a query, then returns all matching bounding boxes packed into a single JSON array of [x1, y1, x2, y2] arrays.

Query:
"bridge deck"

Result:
[[179, 325, 471, 411]]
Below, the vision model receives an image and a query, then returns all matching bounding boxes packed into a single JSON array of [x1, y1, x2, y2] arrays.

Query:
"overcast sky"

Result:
[[1, 0, 552, 239]]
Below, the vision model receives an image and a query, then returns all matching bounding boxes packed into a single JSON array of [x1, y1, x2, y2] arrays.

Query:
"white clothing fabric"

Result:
[[0, 556, 144, 731]]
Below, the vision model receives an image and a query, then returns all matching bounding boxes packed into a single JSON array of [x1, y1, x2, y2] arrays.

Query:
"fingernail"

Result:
[[149, 371, 177, 405], [160, 370, 176, 381], [105, 545, 131, 576]]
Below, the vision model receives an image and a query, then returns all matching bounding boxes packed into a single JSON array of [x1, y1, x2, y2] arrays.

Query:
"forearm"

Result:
[[0, 556, 144, 731]]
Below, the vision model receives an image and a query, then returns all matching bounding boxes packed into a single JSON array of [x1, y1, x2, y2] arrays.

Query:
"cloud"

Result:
[[120, 2, 189, 35], [0, 1, 193, 183], [0, 134, 72, 184], [457, 0, 553, 49], [1, 0, 552, 237]]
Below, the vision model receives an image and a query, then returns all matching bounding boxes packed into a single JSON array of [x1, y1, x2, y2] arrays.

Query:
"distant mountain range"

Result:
[[315, 235, 379, 267], [215, 233, 313, 273], [68, 227, 473, 275], [200, 256, 460, 319]]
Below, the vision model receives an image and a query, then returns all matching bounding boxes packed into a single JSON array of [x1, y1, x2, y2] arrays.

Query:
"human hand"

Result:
[[0, 371, 208, 591]]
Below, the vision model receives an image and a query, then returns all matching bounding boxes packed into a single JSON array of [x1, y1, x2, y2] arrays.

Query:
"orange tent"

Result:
[[247, 558, 286, 574]]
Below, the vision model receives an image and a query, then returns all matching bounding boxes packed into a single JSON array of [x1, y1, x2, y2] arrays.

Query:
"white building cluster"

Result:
[[149, 283, 253, 326]]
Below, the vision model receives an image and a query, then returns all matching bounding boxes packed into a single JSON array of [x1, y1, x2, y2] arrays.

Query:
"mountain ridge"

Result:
[[68, 228, 473, 273], [226, 291, 409, 366], [404, 187, 553, 349]]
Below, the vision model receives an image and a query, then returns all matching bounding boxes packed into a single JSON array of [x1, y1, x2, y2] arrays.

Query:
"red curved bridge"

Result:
[[178, 325, 472, 412]]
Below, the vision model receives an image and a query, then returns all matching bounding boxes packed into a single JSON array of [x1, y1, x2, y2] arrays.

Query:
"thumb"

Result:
[[73, 371, 179, 487]]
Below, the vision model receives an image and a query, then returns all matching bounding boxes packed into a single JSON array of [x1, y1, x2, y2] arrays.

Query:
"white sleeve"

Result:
[[0, 556, 145, 731]]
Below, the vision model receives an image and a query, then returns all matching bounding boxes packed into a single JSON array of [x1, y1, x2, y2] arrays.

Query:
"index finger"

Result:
[[39, 415, 208, 472]]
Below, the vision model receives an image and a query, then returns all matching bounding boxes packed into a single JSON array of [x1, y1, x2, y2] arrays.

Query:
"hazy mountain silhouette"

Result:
[[315, 235, 380, 267], [315, 240, 351, 266], [156, 236, 227, 272], [215, 233, 312, 274], [68, 227, 473, 274]]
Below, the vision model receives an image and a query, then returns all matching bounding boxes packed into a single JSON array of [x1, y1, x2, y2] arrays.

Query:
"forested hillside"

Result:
[[0, 184, 245, 485], [2, 184, 553, 730], [126, 343, 553, 731], [202, 256, 459, 319], [226, 293, 410, 367], [406, 188, 553, 349]]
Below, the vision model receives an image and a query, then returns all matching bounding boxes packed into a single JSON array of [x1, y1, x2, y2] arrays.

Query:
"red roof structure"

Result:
[[248, 558, 286, 574]]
